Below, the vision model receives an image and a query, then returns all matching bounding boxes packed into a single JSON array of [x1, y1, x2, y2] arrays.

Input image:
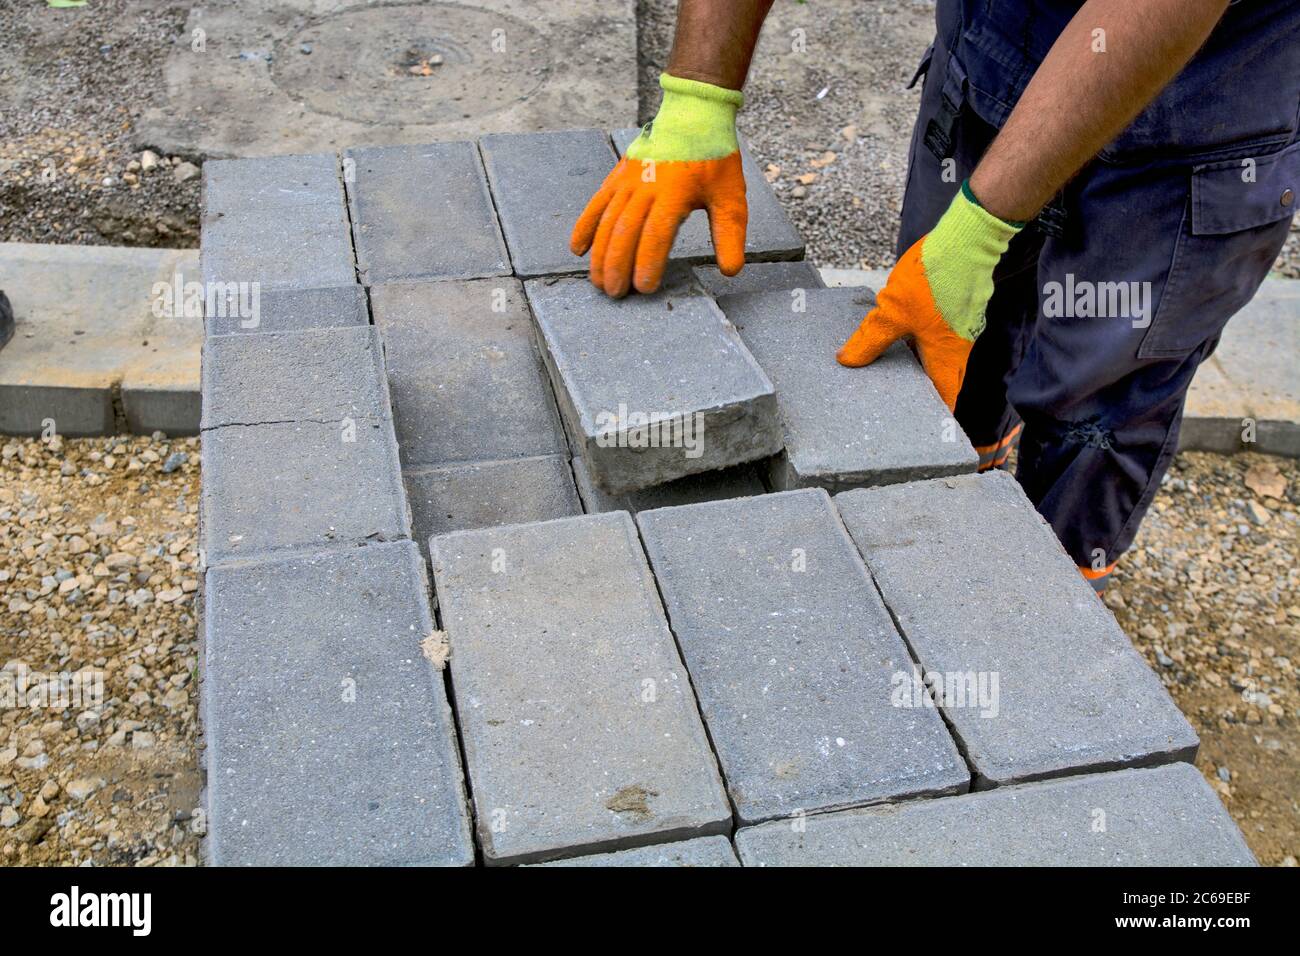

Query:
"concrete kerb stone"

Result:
[[202, 539, 474, 866], [429, 511, 732, 864], [525, 276, 782, 494], [637, 489, 968, 824], [734, 763, 1256, 866], [719, 286, 978, 490], [834, 472, 1200, 787]]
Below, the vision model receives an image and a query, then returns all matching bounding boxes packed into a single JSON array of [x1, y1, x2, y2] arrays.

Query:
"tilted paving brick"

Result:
[[205, 284, 369, 338], [537, 835, 740, 867], [203, 540, 473, 866], [834, 472, 1199, 787], [571, 452, 765, 514], [429, 512, 731, 864], [343, 142, 510, 284], [718, 287, 978, 490], [692, 260, 824, 297], [405, 454, 582, 545], [526, 277, 782, 494], [369, 278, 567, 468], [735, 763, 1255, 866], [199, 326, 408, 565], [612, 128, 804, 263], [200, 153, 356, 292], [479, 129, 619, 277], [637, 489, 968, 824]]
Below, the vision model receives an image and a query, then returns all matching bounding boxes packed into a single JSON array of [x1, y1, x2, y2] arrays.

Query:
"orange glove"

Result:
[[570, 73, 748, 297], [837, 182, 1023, 411]]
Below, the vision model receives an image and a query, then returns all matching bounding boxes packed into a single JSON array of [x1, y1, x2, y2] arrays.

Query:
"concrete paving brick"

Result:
[[572, 453, 766, 514], [479, 129, 619, 277], [692, 260, 824, 297], [637, 490, 968, 824], [200, 153, 356, 292], [206, 284, 369, 338], [203, 540, 473, 866], [526, 277, 782, 494], [199, 326, 409, 565], [405, 455, 582, 544], [537, 835, 740, 867], [719, 287, 978, 490], [369, 278, 567, 468], [612, 128, 804, 263], [834, 472, 1200, 787], [430, 512, 731, 864], [735, 763, 1255, 866], [343, 142, 510, 284]]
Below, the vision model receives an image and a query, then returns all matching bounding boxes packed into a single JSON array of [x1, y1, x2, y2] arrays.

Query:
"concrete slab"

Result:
[[612, 128, 804, 264], [637, 490, 967, 824], [692, 260, 825, 297], [479, 129, 619, 277], [200, 153, 356, 292], [735, 763, 1255, 866], [572, 453, 767, 514], [203, 540, 473, 866], [206, 284, 369, 338], [0, 243, 201, 436], [343, 142, 510, 285], [537, 835, 740, 867], [719, 287, 978, 490], [405, 455, 582, 545], [369, 278, 567, 468], [526, 277, 782, 494], [834, 472, 1200, 787], [136, 1, 637, 159], [429, 512, 731, 864], [199, 327, 409, 566]]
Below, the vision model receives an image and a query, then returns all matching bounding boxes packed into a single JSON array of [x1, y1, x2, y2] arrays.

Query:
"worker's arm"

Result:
[[840, 0, 1231, 410], [571, 1, 774, 296]]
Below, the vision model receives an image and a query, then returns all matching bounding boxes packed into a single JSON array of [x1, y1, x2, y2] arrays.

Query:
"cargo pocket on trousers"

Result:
[[1138, 140, 1299, 359]]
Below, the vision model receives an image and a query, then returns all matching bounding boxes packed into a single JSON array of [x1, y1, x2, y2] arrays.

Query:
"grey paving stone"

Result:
[[526, 277, 782, 494], [637, 489, 968, 824], [206, 284, 369, 338], [429, 512, 731, 864], [692, 260, 824, 297], [735, 763, 1255, 866], [199, 326, 409, 566], [537, 835, 740, 867], [343, 142, 510, 284], [572, 453, 766, 514], [121, 382, 200, 437], [369, 278, 567, 468], [719, 287, 978, 490], [405, 455, 582, 545], [612, 128, 804, 263], [834, 472, 1200, 787], [200, 153, 356, 292], [203, 540, 473, 866], [0, 385, 113, 437], [479, 129, 619, 277]]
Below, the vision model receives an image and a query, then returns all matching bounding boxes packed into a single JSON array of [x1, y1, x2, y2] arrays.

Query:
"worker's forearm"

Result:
[[666, 0, 775, 90], [969, 0, 1229, 222]]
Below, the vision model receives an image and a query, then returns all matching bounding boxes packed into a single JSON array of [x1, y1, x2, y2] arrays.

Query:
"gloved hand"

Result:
[[837, 181, 1023, 410], [570, 73, 748, 297]]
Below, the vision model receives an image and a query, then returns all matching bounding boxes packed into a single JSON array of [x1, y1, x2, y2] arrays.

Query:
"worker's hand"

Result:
[[570, 73, 748, 297], [837, 182, 1023, 411]]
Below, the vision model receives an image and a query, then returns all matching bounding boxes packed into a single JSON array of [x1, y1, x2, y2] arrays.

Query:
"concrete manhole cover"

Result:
[[273, 4, 547, 126]]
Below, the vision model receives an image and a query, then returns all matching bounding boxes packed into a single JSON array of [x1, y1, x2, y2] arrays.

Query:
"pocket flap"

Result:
[[1192, 140, 1300, 235]]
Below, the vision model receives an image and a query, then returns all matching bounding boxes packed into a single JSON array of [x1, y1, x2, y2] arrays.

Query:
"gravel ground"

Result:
[[0, 0, 199, 247], [0, 435, 203, 866]]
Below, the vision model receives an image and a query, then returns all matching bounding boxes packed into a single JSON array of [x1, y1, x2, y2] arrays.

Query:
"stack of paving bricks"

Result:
[[197, 131, 1255, 866]]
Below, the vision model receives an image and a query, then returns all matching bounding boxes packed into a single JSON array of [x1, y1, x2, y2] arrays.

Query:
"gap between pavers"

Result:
[[0, 242, 201, 436], [834, 471, 1199, 788], [734, 763, 1256, 866], [533, 834, 740, 867]]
